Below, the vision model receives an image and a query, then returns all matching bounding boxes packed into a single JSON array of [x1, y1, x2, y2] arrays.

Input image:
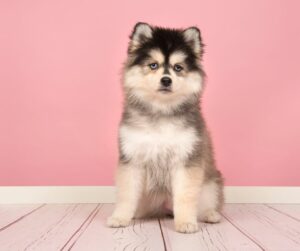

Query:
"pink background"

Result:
[[0, 0, 299, 186]]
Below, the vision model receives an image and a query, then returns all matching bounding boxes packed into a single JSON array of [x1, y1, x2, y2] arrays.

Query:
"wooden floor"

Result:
[[0, 204, 299, 250]]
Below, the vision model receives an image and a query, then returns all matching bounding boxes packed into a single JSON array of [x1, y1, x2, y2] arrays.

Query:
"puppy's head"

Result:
[[123, 23, 205, 114]]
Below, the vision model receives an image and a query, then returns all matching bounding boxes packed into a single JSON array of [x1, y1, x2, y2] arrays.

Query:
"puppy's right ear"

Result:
[[128, 22, 153, 53]]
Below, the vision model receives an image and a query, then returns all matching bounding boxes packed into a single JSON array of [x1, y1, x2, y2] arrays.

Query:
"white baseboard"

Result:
[[0, 186, 299, 204]]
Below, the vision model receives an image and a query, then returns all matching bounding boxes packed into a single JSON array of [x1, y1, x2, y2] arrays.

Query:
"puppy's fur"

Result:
[[107, 23, 224, 233]]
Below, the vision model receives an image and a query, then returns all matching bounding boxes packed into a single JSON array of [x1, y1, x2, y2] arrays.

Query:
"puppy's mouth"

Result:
[[158, 87, 172, 93]]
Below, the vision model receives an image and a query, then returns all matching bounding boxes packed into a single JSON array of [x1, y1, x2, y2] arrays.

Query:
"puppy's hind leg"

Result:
[[197, 180, 224, 223], [107, 163, 144, 228]]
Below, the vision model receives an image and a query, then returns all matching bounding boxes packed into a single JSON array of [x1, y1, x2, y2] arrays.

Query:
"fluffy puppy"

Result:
[[107, 22, 224, 233]]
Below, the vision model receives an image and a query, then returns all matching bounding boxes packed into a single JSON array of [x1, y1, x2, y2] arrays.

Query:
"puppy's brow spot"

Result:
[[170, 51, 187, 65], [148, 49, 165, 64]]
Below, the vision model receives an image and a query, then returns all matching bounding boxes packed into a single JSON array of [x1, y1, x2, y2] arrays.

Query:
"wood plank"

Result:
[[66, 204, 166, 251], [0, 204, 44, 230], [223, 204, 300, 251], [160, 214, 261, 251], [0, 204, 97, 250], [267, 204, 300, 221]]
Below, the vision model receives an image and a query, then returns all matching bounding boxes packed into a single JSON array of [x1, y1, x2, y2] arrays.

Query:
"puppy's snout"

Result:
[[160, 77, 172, 87]]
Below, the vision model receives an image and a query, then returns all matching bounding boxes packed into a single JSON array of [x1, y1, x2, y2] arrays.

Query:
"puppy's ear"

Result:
[[183, 27, 203, 56], [128, 22, 153, 53]]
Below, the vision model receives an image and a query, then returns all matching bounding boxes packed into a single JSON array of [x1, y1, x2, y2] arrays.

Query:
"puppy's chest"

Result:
[[120, 121, 198, 164]]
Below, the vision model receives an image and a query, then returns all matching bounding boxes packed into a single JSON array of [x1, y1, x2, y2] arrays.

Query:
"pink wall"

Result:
[[0, 0, 299, 186]]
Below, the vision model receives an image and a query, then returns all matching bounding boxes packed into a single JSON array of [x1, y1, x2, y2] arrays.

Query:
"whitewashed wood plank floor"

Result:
[[0, 204, 299, 251]]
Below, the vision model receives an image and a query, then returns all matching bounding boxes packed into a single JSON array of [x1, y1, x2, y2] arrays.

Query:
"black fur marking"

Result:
[[163, 63, 170, 75]]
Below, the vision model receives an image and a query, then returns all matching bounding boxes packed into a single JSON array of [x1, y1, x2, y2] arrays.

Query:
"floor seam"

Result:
[[59, 204, 102, 251], [158, 219, 168, 251], [264, 204, 300, 222], [23, 204, 78, 251], [0, 204, 46, 232], [221, 212, 266, 251]]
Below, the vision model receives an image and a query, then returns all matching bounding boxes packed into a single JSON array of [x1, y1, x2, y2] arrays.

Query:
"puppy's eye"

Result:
[[149, 63, 158, 70], [174, 64, 183, 72]]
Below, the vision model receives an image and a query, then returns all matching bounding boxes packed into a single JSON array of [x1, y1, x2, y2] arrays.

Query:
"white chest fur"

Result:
[[119, 119, 199, 165]]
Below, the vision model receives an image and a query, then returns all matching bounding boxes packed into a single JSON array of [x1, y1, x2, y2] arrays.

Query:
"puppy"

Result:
[[107, 23, 224, 233]]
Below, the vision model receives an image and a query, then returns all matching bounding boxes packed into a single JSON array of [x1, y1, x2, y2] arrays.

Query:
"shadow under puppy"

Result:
[[107, 22, 224, 233]]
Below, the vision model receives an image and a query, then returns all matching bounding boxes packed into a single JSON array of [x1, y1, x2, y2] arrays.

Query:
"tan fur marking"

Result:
[[169, 51, 187, 66], [148, 49, 164, 65]]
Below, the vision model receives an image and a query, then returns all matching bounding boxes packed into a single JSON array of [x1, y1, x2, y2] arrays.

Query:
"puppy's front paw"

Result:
[[107, 216, 131, 228], [175, 221, 199, 233]]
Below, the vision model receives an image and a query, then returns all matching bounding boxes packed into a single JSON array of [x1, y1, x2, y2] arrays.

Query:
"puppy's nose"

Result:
[[160, 77, 172, 87]]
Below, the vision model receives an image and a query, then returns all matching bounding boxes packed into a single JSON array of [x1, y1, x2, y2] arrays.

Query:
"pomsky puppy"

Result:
[[107, 23, 224, 233]]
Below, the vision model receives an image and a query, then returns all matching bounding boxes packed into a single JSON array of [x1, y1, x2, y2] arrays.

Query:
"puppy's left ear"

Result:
[[128, 22, 153, 53], [183, 27, 203, 56]]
